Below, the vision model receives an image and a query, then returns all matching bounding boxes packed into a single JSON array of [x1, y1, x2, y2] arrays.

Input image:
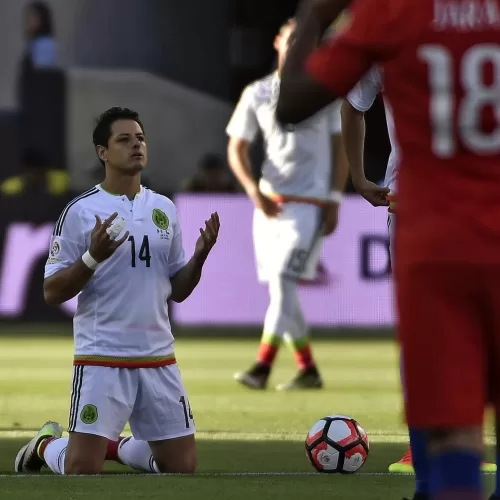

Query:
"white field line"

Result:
[[0, 430, 416, 442], [0, 430, 496, 445], [0, 472, 411, 478], [0, 472, 495, 478]]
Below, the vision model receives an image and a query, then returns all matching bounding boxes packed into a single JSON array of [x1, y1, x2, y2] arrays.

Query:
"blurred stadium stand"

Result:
[[0, 111, 21, 183], [67, 69, 232, 193]]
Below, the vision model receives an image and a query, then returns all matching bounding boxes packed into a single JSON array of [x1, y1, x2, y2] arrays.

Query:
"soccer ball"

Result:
[[305, 415, 369, 473]]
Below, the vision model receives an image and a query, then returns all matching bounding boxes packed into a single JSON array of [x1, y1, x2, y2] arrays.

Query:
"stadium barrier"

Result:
[[0, 194, 394, 334]]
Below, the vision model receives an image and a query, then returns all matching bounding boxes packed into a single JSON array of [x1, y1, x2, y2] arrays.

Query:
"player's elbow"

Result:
[[275, 100, 301, 126], [276, 98, 316, 126], [275, 83, 321, 126], [43, 280, 63, 306], [227, 138, 249, 165], [275, 84, 300, 125], [169, 283, 186, 304], [169, 291, 190, 304], [44, 290, 61, 307]]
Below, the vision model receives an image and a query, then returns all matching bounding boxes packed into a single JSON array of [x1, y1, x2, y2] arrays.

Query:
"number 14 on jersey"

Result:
[[128, 235, 151, 268]]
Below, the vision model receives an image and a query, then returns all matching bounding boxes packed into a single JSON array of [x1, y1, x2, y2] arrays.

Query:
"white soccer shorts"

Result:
[[253, 202, 323, 283], [68, 364, 195, 442]]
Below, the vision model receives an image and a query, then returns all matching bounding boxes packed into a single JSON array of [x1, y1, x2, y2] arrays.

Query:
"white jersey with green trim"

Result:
[[44, 185, 187, 360], [226, 72, 342, 201]]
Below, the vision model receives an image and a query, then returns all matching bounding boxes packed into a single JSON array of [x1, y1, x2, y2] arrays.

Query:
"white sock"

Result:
[[118, 437, 159, 473], [43, 437, 68, 475]]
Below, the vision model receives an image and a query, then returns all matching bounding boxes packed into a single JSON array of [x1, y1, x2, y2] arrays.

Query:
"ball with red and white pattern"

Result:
[[305, 415, 369, 474]]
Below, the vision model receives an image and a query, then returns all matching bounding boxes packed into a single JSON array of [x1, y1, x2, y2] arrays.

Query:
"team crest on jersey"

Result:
[[152, 208, 170, 239], [152, 209, 169, 230]]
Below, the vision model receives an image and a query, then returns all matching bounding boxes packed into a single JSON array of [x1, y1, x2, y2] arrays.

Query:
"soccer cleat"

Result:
[[275, 366, 323, 391], [401, 495, 429, 500], [481, 461, 497, 473], [234, 363, 270, 390], [14, 421, 63, 473], [389, 447, 414, 473], [390, 447, 496, 475]]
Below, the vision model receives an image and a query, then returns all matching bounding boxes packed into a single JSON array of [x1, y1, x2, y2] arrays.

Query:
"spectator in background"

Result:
[[23, 1, 58, 69], [183, 153, 238, 193], [1, 1, 66, 196]]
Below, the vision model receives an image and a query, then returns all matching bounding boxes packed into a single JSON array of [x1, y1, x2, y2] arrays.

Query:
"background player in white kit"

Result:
[[341, 68, 495, 498], [226, 18, 348, 391], [15, 107, 220, 475]]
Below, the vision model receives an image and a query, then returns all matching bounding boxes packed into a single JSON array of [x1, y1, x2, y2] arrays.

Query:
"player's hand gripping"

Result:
[[194, 212, 220, 262], [88, 213, 130, 263], [323, 203, 339, 236], [251, 191, 281, 217], [353, 178, 390, 208]]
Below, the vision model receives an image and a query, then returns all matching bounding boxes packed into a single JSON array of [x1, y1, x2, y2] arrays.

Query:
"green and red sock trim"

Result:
[[287, 336, 315, 371], [37, 437, 57, 462], [257, 333, 282, 367]]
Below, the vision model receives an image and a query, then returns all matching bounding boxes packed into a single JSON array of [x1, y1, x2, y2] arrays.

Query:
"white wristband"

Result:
[[81, 251, 100, 271], [329, 191, 343, 204]]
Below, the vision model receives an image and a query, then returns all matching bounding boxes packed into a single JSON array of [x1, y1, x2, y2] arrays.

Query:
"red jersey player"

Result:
[[276, 1, 500, 500]]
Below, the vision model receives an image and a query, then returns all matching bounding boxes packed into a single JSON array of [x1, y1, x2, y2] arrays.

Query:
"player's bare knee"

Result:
[[65, 456, 103, 475], [156, 453, 196, 474], [181, 453, 197, 474]]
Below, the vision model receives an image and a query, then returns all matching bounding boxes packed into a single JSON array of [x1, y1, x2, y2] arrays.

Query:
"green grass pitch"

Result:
[[0, 332, 495, 499]]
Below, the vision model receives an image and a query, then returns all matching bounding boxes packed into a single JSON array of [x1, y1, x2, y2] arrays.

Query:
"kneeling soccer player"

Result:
[[15, 107, 220, 475]]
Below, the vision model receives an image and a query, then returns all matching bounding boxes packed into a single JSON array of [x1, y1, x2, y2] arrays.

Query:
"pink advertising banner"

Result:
[[0, 194, 394, 326], [173, 195, 395, 327]]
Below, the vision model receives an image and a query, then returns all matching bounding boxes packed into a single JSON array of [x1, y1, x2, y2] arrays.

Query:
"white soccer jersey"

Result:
[[44, 185, 187, 367], [346, 66, 399, 193], [226, 72, 341, 201]]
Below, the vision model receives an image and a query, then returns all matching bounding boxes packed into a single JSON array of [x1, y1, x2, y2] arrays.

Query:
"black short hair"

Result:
[[27, 2, 54, 37], [92, 107, 144, 166]]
